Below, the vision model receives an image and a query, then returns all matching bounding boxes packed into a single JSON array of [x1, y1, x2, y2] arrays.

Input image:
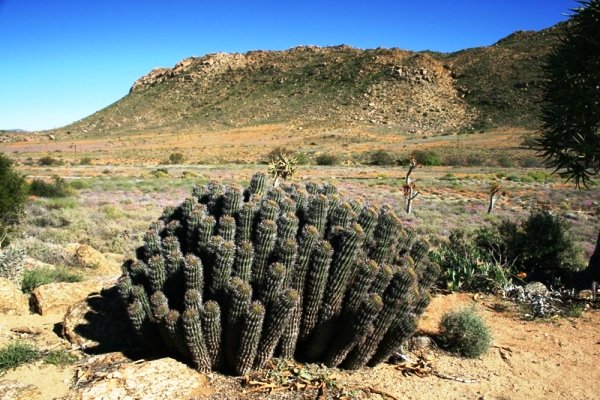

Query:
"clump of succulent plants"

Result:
[[118, 172, 439, 375]]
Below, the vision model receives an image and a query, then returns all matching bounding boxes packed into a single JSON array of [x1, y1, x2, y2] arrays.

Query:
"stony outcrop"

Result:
[[0, 277, 29, 315], [69, 353, 212, 400], [62, 285, 141, 353], [63, 244, 121, 275], [30, 277, 112, 316]]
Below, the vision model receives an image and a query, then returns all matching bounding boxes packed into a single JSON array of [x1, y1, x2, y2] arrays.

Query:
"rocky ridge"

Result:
[[51, 23, 564, 138]]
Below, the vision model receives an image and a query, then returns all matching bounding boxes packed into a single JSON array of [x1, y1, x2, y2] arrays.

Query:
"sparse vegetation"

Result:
[[29, 176, 74, 198], [79, 157, 93, 165], [315, 153, 340, 166], [412, 150, 441, 166], [0, 341, 40, 373], [432, 229, 514, 293], [438, 307, 491, 358], [38, 156, 64, 166], [43, 349, 78, 366], [0, 245, 25, 287], [0, 154, 27, 243], [369, 150, 396, 166], [167, 152, 185, 164], [21, 267, 84, 293]]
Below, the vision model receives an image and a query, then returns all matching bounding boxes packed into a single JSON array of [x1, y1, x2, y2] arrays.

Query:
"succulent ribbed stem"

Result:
[[300, 240, 333, 341], [252, 219, 277, 285], [182, 308, 211, 372], [254, 289, 298, 369], [201, 300, 222, 370], [324, 293, 384, 367], [234, 301, 265, 375], [233, 240, 254, 282], [235, 202, 256, 244], [224, 279, 252, 369]]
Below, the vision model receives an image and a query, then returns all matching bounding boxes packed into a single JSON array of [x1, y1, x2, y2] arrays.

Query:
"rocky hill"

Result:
[[53, 23, 564, 137]]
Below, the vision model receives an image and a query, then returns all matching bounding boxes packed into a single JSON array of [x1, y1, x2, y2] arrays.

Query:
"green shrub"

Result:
[[38, 156, 63, 166], [520, 134, 539, 149], [29, 176, 74, 198], [151, 168, 169, 178], [0, 154, 27, 228], [520, 157, 543, 168], [470, 211, 584, 286], [44, 349, 78, 366], [412, 150, 441, 166], [294, 152, 310, 165], [438, 307, 491, 358], [0, 246, 25, 287], [69, 179, 92, 190], [369, 150, 396, 166], [79, 157, 93, 165], [497, 157, 514, 168], [517, 210, 585, 283], [0, 341, 40, 372], [526, 171, 550, 183], [168, 152, 185, 164], [431, 229, 513, 293], [316, 153, 340, 166], [21, 267, 84, 293]]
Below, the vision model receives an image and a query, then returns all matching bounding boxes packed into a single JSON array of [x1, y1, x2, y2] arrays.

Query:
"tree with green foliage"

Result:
[[538, 0, 600, 287], [0, 154, 27, 245]]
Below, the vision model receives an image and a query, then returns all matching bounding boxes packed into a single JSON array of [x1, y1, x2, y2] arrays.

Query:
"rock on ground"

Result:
[[30, 277, 113, 316], [0, 380, 40, 400], [0, 277, 29, 315], [62, 285, 142, 354], [63, 243, 121, 275], [70, 353, 212, 400]]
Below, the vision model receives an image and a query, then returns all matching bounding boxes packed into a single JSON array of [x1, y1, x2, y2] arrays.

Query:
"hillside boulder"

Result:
[[63, 244, 121, 276], [0, 277, 29, 315], [30, 277, 112, 316], [62, 285, 141, 353]]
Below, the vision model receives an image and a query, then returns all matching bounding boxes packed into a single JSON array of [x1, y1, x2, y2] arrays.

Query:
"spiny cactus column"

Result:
[[234, 301, 265, 375], [119, 172, 440, 375]]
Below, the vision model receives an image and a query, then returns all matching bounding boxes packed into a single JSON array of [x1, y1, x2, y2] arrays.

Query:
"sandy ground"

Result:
[[1, 292, 598, 400]]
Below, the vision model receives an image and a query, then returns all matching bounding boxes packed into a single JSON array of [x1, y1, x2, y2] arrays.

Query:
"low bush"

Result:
[[0, 245, 25, 287], [44, 349, 78, 366], [520, 157, 543, 168], [29, 176, 74, 198], [520, 134, 539, 149], [21, 267, 84, 293], [0, 341, 40, 372], [69, 179, 92, 190], [79, 157, 93, 165], [38, 156, 63, 166], [168, 152, 185, 164], [369, 150, 397, 166], [497, 157, 514, 168], [438, 307, 491, 358], [315, 153, 340, 166], [412, 150, 441, 166], [431, 229, 513, 293], [0, 154, 27, 243], [438, 210, 586, 288], [151, 168, 169, 178], [264, 146, 295, 163]]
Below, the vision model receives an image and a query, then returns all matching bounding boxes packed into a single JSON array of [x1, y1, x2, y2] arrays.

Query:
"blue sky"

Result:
[[0, 0, 577, 131]]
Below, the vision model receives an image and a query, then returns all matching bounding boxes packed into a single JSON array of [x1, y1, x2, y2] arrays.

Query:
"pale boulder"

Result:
[[0, 277, 29, 315], [30, 277, 112, 316]]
